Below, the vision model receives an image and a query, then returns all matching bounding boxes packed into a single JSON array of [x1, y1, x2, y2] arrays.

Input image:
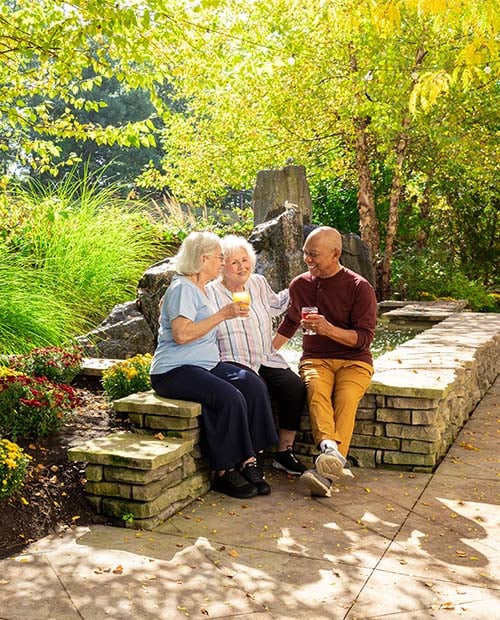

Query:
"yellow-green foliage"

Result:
[[0, 438, 31, 500], [101, 354, 152, 401]]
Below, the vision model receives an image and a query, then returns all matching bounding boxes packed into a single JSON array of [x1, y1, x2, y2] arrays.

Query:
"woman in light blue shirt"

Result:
[[150, 231, 278, 499]]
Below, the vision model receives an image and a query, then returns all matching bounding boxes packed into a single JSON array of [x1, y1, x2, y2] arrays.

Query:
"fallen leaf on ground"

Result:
[[459, 441, 480, 451], [440, 601, 455, 609]]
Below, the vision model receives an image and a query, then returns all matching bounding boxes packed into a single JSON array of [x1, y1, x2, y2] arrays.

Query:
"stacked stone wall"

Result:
[[295, 313, 500, 472], [68, 397, 209, 530]]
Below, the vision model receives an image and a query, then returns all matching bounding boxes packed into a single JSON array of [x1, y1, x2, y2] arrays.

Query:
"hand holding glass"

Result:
[[232, 291, 251, 318], [301, 306, 318, 335]]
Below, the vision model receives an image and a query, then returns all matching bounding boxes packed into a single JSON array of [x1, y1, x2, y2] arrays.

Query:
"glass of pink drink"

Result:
[[301, 306, 318, 335]]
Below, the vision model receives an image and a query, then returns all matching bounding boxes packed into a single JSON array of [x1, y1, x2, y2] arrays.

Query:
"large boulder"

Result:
[[250, 207, 305, 293], [76, 301, 155, 359], [136, 256, 177, 342], [252, 164, 312, 226]]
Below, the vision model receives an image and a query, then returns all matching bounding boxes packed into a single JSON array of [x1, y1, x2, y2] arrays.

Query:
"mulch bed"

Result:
[[0, 376, 130, 560]]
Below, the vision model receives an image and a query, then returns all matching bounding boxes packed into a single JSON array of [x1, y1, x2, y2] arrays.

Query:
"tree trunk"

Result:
[[354, 116, 381, 297], [379, 46, 428, 299], [379, 116, 410, 299]]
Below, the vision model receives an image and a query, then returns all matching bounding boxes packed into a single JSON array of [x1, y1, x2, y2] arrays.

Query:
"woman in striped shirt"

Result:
[[206, 235, 307, 476]]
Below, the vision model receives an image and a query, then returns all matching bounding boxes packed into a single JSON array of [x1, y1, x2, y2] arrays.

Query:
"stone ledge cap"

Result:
[[368, 367, 456, 398], [112, 390, 202, 417], [68, 431, 194, 469]]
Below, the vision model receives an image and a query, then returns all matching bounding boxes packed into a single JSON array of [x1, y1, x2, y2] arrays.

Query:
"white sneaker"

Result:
[[315, 446, 346, 480], [341, 467, 355, 479], [300, 469, 332, 497]]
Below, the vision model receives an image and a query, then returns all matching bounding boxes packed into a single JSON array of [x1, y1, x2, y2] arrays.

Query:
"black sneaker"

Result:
[[256, 452, 266, 478], [213, 469, 258, 499], [240, 462, 271, 495], [272, 447, 307, 475]]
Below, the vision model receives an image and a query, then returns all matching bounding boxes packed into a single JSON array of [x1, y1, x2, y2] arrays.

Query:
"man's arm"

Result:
[[317, 320, 358, 347]]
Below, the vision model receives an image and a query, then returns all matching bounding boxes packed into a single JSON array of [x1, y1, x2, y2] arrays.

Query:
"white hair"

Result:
[[221, 235, 257, 271], [175, 231, 221, 275]]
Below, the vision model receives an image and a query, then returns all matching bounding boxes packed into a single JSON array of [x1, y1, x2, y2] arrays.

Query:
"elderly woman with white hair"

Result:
[[206, 234, 307, 476], [150, 231, 279, 499]]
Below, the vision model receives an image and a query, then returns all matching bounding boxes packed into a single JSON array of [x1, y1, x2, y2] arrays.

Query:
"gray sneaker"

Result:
[[300, 469, 332, 497], [316, 447, 346, 480]]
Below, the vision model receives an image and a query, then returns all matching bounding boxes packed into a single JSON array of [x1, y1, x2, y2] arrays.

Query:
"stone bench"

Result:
[[113, 391, 203, 443], [346, 312, 500, 471]]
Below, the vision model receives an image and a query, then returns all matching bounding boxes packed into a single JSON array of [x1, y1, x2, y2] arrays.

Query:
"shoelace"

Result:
[[284, 448, 300, 464], [243, 463, 262, 483]]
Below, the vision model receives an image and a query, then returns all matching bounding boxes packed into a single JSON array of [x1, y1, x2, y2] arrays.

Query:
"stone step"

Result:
[[102, 473, 211, 530], [383, 300, 468, 327], [68, 431, 209, 530], [112, 390, 202, 418], [68, 431, 193, 470], [80, 357, 123, 377]]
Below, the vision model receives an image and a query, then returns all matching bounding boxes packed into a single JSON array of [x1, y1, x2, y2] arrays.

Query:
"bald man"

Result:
[[273, 226, 377, 497]]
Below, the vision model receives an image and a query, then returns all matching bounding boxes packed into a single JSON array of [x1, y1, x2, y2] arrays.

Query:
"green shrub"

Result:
[[391, 250, 499, 312], [310, 176, 360, 233], [0, 438, 31, 500], [0, 372, 81, 440], [101, 353, 152, 401], [7, 346, 83, 384]]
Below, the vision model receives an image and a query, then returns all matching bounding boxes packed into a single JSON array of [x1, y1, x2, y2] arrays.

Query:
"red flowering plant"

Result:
[[7, 345, 83, 384], [0, 367, 81, 440]]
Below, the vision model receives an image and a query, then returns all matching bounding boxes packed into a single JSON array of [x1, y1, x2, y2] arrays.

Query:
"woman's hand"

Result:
[[171, 302, 249, 345], [220, 301, 250, 320]]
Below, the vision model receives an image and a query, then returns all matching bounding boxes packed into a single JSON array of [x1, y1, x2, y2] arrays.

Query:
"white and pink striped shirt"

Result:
[[206, 274, 290, 372]]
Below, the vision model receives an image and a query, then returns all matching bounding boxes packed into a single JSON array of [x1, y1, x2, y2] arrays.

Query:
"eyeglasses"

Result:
[[206, 254, 225, 261]]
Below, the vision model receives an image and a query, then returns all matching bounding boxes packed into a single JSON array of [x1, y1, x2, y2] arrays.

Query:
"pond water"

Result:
[[281, 321, 422, 370]]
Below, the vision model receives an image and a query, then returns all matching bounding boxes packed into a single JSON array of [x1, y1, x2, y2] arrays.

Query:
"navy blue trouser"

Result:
[[151, 362, 279, 471]]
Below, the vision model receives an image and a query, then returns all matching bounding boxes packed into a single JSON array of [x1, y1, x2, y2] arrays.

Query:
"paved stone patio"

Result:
[[0, 377, 498, 619]]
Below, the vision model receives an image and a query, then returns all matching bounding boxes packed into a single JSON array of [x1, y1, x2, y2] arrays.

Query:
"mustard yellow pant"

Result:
[[299, 359, 374, 457]]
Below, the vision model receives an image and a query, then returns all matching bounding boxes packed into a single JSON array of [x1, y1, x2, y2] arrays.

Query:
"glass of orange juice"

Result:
[[232, 291, 251, 317]]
